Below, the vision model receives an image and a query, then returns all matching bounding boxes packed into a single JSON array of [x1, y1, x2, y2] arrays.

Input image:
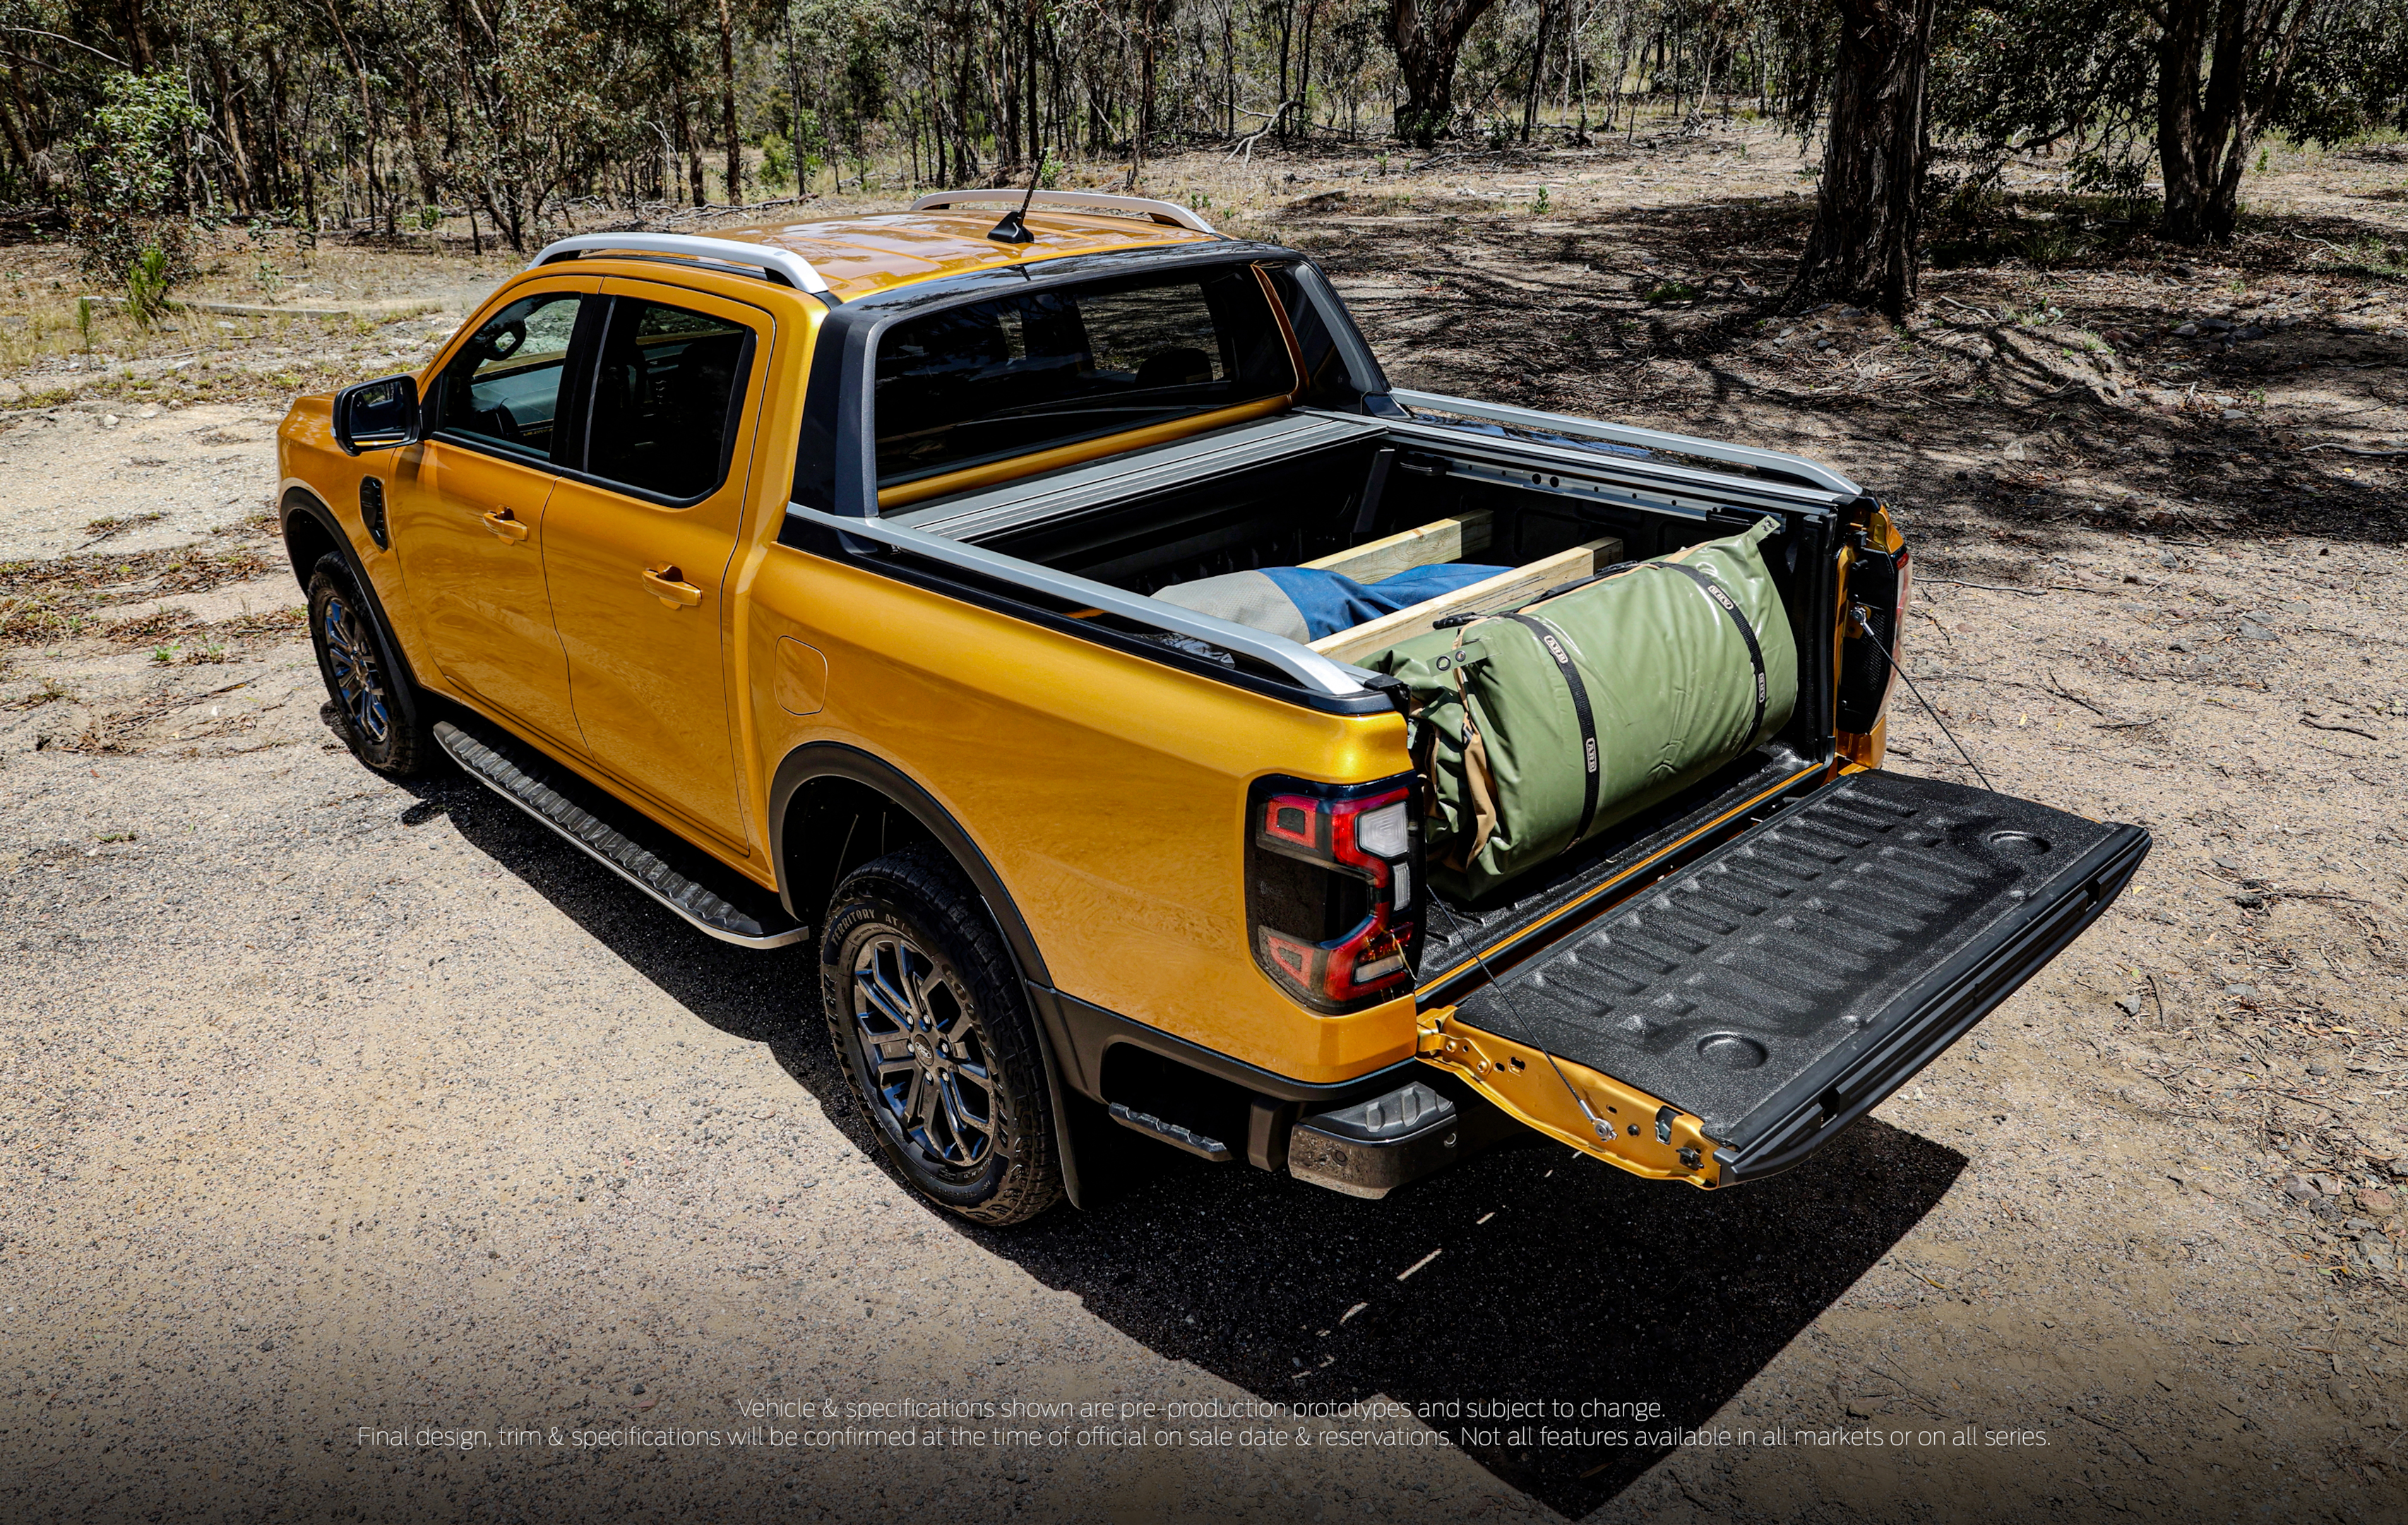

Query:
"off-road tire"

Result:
[[821, 844, 1062, 1226], [306, 554, 435, 777]]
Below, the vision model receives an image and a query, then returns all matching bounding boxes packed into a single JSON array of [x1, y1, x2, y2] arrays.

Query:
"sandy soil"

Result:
[[4, 127, 2405, 1521]]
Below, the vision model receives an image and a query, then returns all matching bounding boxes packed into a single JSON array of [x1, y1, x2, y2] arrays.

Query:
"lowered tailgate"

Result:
[[1419, 770, 2150, 1186]]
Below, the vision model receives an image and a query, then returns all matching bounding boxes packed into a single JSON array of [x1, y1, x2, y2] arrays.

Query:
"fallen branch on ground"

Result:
[[2301, 718, 2380, 741]]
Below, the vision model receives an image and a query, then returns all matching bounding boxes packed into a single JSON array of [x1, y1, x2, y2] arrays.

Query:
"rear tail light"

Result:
[[1837, 539, 1908, 733], [1246, 774, 1421, 1015]]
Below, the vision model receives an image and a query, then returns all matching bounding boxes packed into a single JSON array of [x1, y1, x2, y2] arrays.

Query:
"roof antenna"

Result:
[[987, 159, 1043, 244]]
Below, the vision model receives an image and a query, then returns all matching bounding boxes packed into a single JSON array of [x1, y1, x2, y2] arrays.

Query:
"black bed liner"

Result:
[[1450, 770, 2150, 1180]]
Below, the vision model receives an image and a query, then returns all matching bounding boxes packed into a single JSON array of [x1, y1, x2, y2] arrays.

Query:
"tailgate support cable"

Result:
[[1428, 897, 1617, 1144], [1848, 603, 1992, 791]]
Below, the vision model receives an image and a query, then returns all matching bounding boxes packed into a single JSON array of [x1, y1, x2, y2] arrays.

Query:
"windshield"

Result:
[[872, 266, 1297, 486]]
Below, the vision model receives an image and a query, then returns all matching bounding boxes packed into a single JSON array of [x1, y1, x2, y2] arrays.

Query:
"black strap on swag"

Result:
[[1654, 561, 1770, 746], [1464, 556, 1769, 852], [1499, 614, 1603, 842]]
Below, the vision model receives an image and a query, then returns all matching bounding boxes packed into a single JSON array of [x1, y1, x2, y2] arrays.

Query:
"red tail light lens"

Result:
[[1246, 774, 1421, 1015]]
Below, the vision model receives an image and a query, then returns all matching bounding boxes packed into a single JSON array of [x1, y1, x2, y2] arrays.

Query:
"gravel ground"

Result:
[[5, 133, 2407, 1521]]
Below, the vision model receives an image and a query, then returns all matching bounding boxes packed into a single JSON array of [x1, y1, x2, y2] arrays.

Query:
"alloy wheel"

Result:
[[322, 594, 391, 745], [849, 933, 996, 1169]]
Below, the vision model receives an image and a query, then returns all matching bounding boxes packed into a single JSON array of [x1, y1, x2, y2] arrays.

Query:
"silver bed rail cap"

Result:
[[529, 233, 832, 295], [908, 190, 1218, 236], [1388, 388, 1862, 498], [787, 505, 1369, 698]]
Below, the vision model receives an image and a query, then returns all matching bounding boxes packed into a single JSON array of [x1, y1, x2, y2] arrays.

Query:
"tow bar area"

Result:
[[1285, 1076, 1522, 1200]]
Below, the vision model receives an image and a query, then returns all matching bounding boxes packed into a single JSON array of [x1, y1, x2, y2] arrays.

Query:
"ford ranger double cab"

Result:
[[276, 191, 2150, 1224]]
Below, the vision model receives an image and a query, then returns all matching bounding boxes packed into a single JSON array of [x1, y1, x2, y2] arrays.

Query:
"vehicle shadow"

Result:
[[416, 764, 1967, 1518], [977, 1118, 1962, 1516]]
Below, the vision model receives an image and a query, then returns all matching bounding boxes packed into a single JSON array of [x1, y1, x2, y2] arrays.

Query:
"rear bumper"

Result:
[[1286, 1076, 1522, 1199]]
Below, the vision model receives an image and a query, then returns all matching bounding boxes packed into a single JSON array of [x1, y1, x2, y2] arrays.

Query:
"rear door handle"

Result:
[[642, 565, 703, 609], [480, 509, 530, 542]]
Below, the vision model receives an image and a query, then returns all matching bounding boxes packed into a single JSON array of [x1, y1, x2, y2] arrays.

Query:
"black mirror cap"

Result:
[[333, 373, 421, 457]]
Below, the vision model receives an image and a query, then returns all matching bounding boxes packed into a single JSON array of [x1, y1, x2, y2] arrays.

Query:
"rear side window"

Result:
[[872, 267, 1296, 486], [584, 299, 755, 501], [432, 292, 585, 462]]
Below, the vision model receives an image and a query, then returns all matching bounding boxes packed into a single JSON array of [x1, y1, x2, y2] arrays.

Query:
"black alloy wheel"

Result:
[[821, 843, 1061, 1226], [306, 554, 434, 776]]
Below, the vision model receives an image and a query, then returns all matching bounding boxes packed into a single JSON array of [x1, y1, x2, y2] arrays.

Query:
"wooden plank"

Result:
[[1309, 535, 1623, 665], [1299, 510, 1493, 584]]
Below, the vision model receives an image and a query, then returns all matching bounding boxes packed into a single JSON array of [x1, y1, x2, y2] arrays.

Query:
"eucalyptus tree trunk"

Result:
[[1520, 0, 1554, 143], [716, 0, 742, 203], [2154, 0, 2319, 244], [1388, 0, 1501, 145], [1784, 0, 1936, 320]]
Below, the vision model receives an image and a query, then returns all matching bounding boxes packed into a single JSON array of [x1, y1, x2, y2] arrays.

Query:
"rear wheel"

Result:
[[306, 554, 434, 777], [821, 844, 1061, 1226]]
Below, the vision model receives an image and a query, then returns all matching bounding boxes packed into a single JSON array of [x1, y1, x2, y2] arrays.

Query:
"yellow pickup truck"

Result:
[[278, 192, 2148, 1224]]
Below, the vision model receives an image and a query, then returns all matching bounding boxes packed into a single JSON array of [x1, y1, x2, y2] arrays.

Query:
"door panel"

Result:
[[542, 282, 768, 849], [387, 284, 592, 750], [1431, 770, 2150, 1182]]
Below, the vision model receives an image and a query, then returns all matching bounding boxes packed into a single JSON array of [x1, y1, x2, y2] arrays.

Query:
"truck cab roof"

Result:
[[701, 206, 1222, 303]]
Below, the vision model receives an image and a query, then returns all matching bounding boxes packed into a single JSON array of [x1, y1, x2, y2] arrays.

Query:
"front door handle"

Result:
[[642, 565, 703, 609], [480, 509, 530, 542]]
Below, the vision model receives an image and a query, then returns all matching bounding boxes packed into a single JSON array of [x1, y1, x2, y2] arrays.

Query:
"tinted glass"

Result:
[[585, 299, 753, 501], [432, 292, 584, 462], [873, 267, 1297, 486]]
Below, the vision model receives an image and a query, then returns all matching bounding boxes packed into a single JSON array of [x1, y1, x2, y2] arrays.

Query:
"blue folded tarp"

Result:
[[1150, 562, 1513, 642]]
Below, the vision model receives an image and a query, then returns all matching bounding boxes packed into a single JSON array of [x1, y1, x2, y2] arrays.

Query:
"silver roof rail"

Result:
[[908, 189, 1217, 236], [529, 232, 832, 295], [787, 505, 1366, 698]]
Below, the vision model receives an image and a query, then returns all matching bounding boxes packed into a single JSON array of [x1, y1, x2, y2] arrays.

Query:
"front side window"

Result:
[[872, 266, 1297, 486], [432, 292, 585, 462], [585, 299, 755, 501]]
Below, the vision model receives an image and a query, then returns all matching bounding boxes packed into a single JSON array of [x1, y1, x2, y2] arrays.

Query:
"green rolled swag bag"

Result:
[[1364, 515, 1799, 901]]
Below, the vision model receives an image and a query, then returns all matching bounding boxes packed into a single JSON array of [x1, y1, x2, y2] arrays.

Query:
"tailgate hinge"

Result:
[[1414, 1005, 1722, 1188]]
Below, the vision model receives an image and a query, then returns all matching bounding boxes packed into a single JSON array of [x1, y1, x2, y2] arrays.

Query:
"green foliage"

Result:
[[1395, 107, 1448, 150], [4, 0, 2402, 278], [1643, 280, 1703, 302], [760, 133, 796, 192], [2272, 0, 2408, 145], [1930, 1, 2155, 158], [73, 71, 203, 284], [2066, 148, 2154, 217], [124, 246, 172, 328]]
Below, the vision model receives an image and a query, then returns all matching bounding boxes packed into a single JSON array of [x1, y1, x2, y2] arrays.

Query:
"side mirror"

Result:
[[333, 373, 421, 456]]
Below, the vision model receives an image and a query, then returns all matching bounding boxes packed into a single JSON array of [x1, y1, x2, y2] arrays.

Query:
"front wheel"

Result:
[[307, 554, 434, 776], [821, 844, 1062, 1226]]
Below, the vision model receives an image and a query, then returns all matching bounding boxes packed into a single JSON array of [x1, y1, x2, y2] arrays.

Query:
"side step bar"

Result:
[[434, 721, 810, 950]]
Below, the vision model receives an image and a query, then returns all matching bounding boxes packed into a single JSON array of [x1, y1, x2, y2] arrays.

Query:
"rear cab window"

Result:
[[872, 266, 1297, 487], [585, 297, 756, 501]]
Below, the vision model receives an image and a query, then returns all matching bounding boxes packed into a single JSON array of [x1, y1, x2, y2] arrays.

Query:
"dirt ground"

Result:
[[4, 126, 2405, 1521]]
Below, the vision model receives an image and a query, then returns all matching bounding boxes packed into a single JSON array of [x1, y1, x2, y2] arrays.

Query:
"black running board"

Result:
[[434, 721, 810, 950]]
